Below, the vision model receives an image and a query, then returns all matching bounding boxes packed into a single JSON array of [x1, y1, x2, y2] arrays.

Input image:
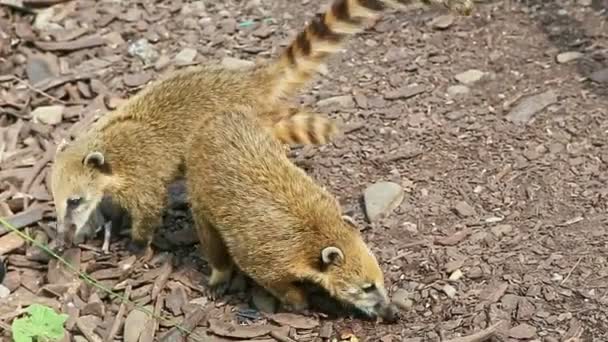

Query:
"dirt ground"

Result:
[[1, 0, 607, 341]]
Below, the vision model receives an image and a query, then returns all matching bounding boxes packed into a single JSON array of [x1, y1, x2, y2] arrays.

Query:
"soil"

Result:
[[1, 0, 607, 341]]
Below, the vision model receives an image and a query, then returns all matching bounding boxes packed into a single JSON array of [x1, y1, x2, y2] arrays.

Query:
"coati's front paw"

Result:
[[281, 301, 309, 314], [127, 239, 153, 262], [207, 268, 232, 300]]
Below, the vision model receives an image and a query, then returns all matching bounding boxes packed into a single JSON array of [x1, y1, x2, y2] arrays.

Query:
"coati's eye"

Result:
[[67, 196, 83, 208], [362, 284, 376, 293]]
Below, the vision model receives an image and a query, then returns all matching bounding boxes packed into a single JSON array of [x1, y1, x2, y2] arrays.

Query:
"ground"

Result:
[[0, 0, 607, 341]]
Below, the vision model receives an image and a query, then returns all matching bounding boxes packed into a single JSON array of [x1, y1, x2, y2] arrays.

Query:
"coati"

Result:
[[186, 108, 397, 320], [50, 0, 473, 257]]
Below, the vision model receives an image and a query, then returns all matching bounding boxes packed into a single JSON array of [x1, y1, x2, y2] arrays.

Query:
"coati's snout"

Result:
[[317, 244, 398, 321]]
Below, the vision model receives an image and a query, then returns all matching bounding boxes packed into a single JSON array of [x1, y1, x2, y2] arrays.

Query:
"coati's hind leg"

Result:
[[264, 280, 309, 313], [194, 215, 234, 299], [259, 107, 340, 146]]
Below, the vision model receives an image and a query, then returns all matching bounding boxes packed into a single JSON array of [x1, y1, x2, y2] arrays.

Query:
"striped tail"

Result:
[[262, 108, 340, 146], [265, 0, 474, 102]]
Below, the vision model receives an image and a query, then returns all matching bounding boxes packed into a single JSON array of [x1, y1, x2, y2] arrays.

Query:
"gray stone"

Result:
[[34, 7, 62, 31], [506, 90, 558, 124], [590, 68, 608, 83], [447, 85, 470, 97], [508, 323, 537, 339], [174, 48, 197, 64], [364, 181, 404, 222], [220, 57, 254, 70], [31, 105, 64, 125], [124, 306, 153, 342], [392, 288, 413, 311], [556, 51, 583, 64], [455, 69, 485, 85], [430, 14, 454, 30], [317, 95, 355, 108], [442, 284, 457, 298], [128, 38, 159, 64], [491, 224, 513, 237], [26, 55, 57, 84], [453, 201, 476, 217]]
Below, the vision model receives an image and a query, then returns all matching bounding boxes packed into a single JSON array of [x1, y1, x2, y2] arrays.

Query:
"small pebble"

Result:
[[442, 284, 457, 298], [449, 269, 463, 281]]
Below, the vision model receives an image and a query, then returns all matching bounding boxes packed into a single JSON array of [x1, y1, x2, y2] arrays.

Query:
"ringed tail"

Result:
[[269, 108, 340, 146], [266, 0, 474, 101]]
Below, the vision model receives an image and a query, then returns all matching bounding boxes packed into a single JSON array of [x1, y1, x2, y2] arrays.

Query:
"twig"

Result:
[[105, 284, 131, 342], [23, 0, 71, 6], [20, 148, 54, 194], [11, 75, 67, 105], [270, 331, 297, 342], [442, 322, 503, 342], [561, 257, 583, 286]]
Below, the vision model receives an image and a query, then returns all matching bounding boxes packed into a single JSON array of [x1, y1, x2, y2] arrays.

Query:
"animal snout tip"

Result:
[[377, 302, 400, 323]]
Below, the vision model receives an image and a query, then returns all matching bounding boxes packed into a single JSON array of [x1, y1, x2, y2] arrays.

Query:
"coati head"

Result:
[[51, 139, 112, 247], [312, 226, 396, 321]]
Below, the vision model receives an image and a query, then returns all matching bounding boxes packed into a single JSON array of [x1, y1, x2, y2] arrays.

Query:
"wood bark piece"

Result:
[[34, 35, 106, 52]]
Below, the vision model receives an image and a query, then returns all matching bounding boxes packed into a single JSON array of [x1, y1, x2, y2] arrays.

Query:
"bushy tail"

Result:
[[263, 108, 340, 145], [265, 0, 474, 101]]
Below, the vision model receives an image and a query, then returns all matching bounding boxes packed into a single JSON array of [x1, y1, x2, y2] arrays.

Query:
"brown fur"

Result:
[[50, 0, 473, 253], [187, 109, 396, 319], [186, 112, 396, 316]]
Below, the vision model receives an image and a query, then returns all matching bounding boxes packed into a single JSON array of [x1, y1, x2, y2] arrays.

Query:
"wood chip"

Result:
[[267, 313, 319, 330], [0, 205, 45, 235], [208, 318, 271, 339], [34, 35, 107, 52], [151, 258, 172, 299], [435, 228, 471, 246]]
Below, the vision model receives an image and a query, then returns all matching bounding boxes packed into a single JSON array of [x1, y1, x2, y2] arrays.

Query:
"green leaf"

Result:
[[11, 304, 68, 342]]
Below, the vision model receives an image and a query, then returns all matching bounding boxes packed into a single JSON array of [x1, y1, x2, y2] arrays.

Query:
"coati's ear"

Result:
[[83, 151, 105, 169], [342, 215, 357, 228], [321, 246, 344, 266]]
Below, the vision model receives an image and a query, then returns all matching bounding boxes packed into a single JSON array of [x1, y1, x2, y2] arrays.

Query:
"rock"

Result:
[[174, 48, 197, 65], [0, 232, 25, 255], [124, 306, 153, 342], [442, 284, 457, 298], [491, 224, 513, 237], [26, 55, 58, 84], [578, 0, 592, 5], [392, 289, 413, 311], [0, 285, 9, 299], [430, 14, 454, 30], [556, 51, 583, 64], [384, 85, 425, 100], [449, 269, 463, 281], [31, 105, 64, 125], [455, 69, 485, 85], [251, 286, 277, 313], [506, 90, 558, 124], [363, 181, 404, 222], [128, 38, 159, 64], [589, 68, 608, 83], [508, 323, 537, 339], [220, 57, 254, 70], [317, 95, 355, 108], [123, 72, 151, 87], [34, 6, 61, 31], [453, 201, 476, 217], [447, 85, 470, 97]]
